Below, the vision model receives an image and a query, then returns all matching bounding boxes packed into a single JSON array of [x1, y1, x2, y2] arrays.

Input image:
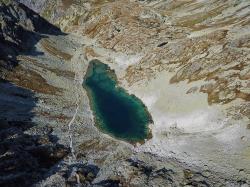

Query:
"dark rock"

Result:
[[66, 164, 100, 186], [184, 170, 212, 187], [152, 167, 175, 182], [94, 179, 121, 187], [157, 42, 168, 47], [127, 158, 154, 177]]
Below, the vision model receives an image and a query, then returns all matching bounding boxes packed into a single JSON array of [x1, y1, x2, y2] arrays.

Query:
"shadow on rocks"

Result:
[[0, 1, 69, 187], [0, 80, 69, 187], [0, 1, 65, 77]]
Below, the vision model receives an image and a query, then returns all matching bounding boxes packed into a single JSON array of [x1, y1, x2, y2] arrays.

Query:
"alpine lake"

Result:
[[83, 60, 153, 144]]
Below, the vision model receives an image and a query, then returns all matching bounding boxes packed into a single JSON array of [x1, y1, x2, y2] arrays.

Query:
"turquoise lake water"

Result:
[[83, 60, 153, 143]]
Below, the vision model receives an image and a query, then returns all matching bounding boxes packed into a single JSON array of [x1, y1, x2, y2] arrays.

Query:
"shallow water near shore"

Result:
[[83, 59, 152, 143]]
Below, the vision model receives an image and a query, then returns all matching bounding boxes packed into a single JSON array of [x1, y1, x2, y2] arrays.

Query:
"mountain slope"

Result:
[[1, 0, 250, 186], [0, 1, 75, 186]]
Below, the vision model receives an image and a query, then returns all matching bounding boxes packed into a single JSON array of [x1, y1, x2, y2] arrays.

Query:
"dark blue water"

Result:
[[83, 60, 152, 143]]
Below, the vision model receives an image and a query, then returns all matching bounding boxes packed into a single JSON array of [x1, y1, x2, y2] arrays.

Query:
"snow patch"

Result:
[[140, 94, 158, 108], [153, 107, 226, 134]]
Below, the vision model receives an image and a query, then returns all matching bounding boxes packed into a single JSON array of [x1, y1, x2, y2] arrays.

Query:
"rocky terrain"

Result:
[[0, 0, 250, 186]]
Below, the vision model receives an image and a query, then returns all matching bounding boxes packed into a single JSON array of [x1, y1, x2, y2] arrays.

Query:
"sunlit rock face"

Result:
[[1, 0, 250, 186], [17, 0, 47, 12]]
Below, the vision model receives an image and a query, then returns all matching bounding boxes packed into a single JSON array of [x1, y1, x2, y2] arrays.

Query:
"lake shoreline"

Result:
[[82, 59, 153, 145]]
